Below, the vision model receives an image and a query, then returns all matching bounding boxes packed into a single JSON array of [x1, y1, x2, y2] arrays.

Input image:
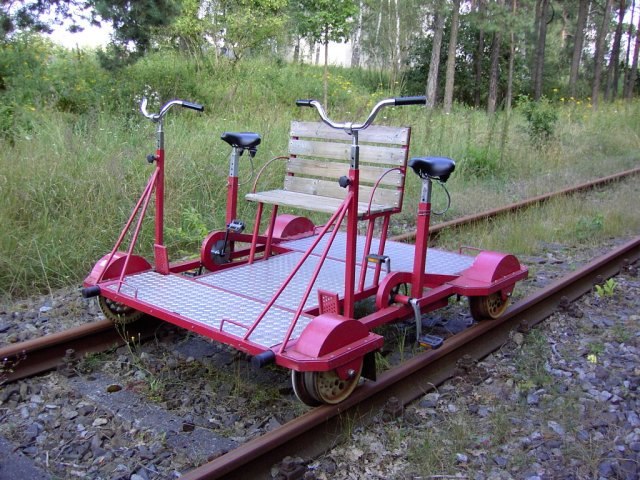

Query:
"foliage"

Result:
[[458, 145, 502, 179], [1, 35, 640, 298], [0, 0, 88, 40], [516, 95, 558, 142], [91, 0, 183, 68], [575, 213, 604, 241], [162, 0, 214, 56], [594, 278, 617, 298], [514, 328, 552, 389], [218, 0, 289, 61], [291, 0, 357, 46]]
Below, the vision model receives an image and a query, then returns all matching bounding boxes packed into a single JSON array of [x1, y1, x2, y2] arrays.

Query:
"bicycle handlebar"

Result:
[[140, 98, 204, 122], [180, 100, 205, 112], [394, 96, 427, 106], [295, 96, 425, 133]]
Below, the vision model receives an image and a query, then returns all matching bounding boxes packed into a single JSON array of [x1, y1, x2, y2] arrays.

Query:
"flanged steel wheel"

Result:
[[291, 362, 363, 406], [98, 296, 143, 324], [469, 292, 510, 321], [291, 370, 322, 407]]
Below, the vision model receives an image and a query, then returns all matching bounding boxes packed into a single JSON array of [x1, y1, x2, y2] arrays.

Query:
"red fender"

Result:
[[272, 214, 315, 240], [292, 313, 369, 358], [462, 252, 523, 283], [83, 252, 152, 286], [451, 251, 527, 299]]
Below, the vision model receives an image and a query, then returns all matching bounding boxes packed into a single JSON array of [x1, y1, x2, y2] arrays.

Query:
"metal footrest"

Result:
[[418, 334, 444, 349]]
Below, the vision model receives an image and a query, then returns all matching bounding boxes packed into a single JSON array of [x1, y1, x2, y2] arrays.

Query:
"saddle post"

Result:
[[226, 145, 242, 225], [411, 175, 433, 298]]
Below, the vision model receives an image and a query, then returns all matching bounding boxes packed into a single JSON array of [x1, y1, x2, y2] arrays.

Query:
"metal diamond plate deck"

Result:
[[198, 251, 374, 311], [281, 232, 475, 275], [105, 232, 473, 350], [105, 272, 310, 349]]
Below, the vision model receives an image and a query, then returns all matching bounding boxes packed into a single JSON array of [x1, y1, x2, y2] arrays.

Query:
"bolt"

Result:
[[517, 319, 531, 333], [383, 396, 403, 420], [277, 456, 306, 480]]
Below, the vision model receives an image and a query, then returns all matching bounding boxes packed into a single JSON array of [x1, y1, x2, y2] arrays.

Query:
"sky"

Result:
[[45, 15, 112, 49]]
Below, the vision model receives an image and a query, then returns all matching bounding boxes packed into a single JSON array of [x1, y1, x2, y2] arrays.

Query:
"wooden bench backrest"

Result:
[[285, 121, 411, 212]]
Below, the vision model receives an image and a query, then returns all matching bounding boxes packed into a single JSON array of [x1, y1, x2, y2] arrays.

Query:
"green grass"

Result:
[[1, 46, 639, 299]]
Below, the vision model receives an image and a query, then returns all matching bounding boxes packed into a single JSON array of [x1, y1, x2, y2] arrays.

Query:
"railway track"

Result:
[[1, 170, 639, 479], [181, 235, 640, 480], [2, 167, 639, 384]]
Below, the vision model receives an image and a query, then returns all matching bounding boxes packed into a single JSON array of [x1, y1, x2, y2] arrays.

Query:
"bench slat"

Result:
[[291, 121, 410, 146], [286, 157, 404, 187], [284, 176, 401, 209], [245, 190, 395, 216], [289, 139, 407, 166]]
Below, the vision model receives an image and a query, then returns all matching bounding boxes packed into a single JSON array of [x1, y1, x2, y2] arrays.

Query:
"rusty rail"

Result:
[[391, 166, 640, 242], [181, 236, 640, 479], [0, 317, 161, 383]]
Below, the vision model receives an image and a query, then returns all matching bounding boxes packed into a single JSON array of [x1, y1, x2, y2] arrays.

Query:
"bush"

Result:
[[459, 145, 502, 179], [517, 95, 558, 142]]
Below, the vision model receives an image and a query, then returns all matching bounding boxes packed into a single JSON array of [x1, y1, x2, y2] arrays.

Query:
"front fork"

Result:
[[152, 122, 169, 273]]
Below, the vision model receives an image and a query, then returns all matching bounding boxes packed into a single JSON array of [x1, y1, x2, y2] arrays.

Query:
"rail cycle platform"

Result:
[[82, 96, 527, 405]]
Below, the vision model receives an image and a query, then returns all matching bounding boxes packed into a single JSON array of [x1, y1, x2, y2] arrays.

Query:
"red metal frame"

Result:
[[83, 96, 529, 404]]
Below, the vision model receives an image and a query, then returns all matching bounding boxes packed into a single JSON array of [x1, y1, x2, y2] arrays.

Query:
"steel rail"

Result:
[[0, 317, 161, 383], [391, 165, 640, 243], [181, 236, 640, 480]]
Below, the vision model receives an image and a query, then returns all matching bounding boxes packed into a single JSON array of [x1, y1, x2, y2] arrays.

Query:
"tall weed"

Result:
[[0, 39, 639, 297]]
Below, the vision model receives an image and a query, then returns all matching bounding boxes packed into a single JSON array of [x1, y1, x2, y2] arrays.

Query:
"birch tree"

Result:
[[625, 5, 640, 99], [351, 0, 365, 67], [623, 1, 637, 98], [293, 0, 357, 106], [443, 0, 461, 113], [425, 6, 445, 107]]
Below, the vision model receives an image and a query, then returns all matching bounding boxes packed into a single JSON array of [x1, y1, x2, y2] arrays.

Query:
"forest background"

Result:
[[0, 0, 639, 299]]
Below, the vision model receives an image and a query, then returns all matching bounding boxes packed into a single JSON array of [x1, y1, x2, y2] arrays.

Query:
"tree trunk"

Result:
[[626, 8, 640, 99], [474, 0, 486, 107], [293, 37, 300, 63], [351, 0, 364, 67], [444, 0, 461, 113], [385, 0, 402, 85], [533, 0, 550, 100], [531, 0, 542, 90], [569, 0, 589, 97], [592, 0, 613, 109], [623, 0, 637, 98], [622, 0, 635, 97], [506, 0, 517, 111], [426, 8, 445, 108], [487, 0, 504, 114], [605, 0, 626, 101], [323, 30, 329, 108]]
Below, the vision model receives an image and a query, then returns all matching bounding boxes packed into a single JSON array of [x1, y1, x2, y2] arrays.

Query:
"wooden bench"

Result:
[[246, 121, 411, 219]]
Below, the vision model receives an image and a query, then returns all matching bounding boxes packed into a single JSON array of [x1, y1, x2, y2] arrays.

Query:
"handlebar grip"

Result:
[[394, 96, 427, 106], [181, 101, 204, 112], [295, 99, 314, 107]]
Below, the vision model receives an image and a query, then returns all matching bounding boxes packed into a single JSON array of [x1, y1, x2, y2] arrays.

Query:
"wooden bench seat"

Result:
[[246, 121, 411, 219]]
